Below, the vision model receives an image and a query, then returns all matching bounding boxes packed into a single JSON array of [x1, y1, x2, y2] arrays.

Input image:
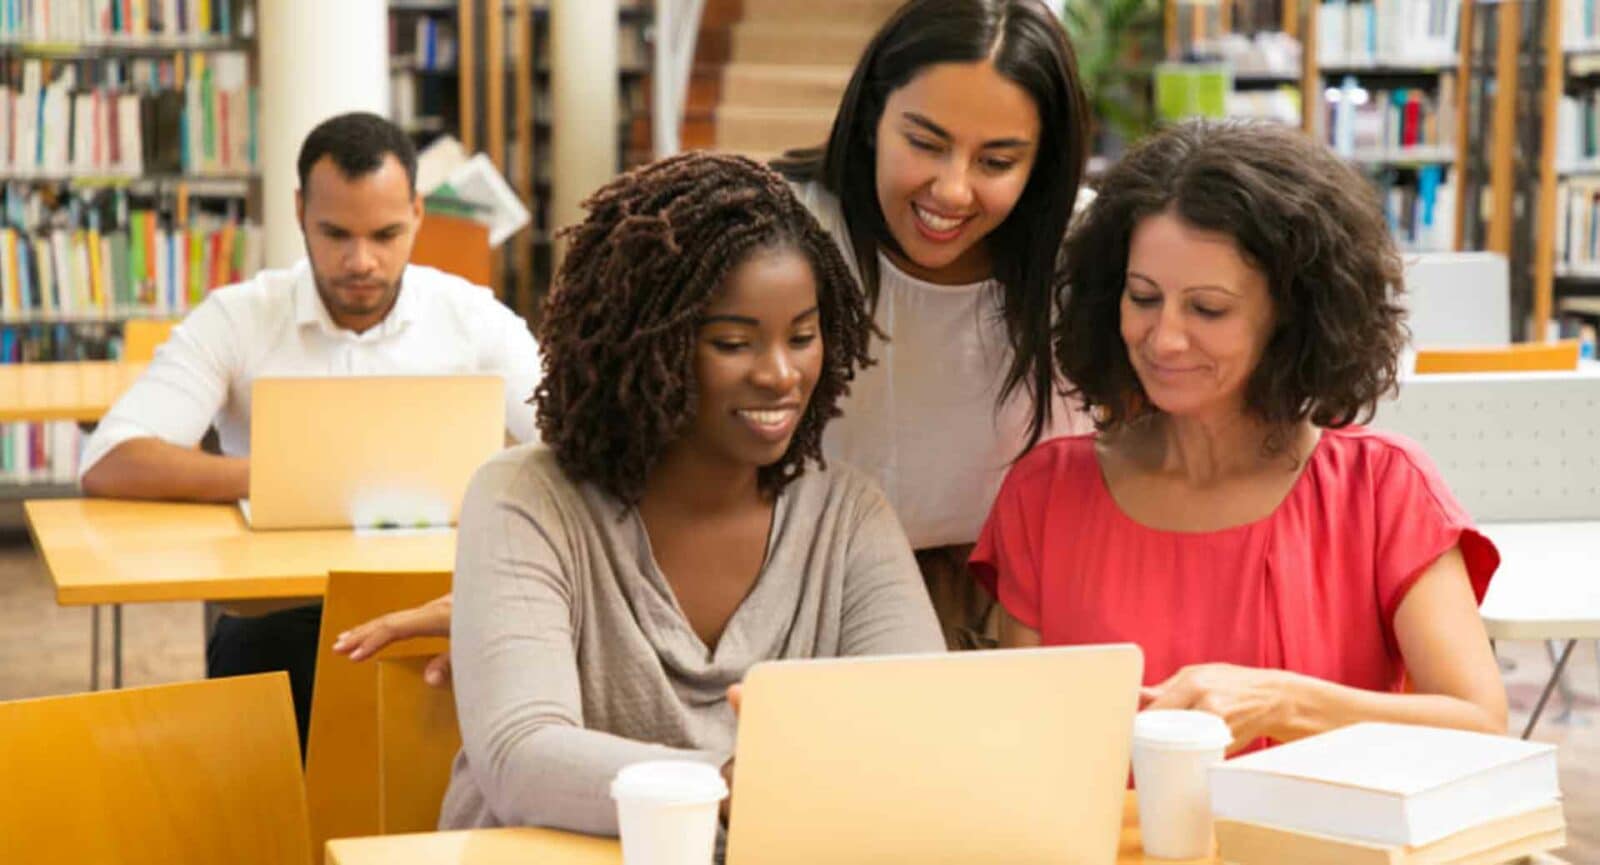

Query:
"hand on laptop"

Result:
[[332, 593, 454, 687], [1140, 662, 1291, 753]]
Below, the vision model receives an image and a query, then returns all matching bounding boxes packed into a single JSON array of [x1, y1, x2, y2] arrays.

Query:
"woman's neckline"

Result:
[[1090, 427, 1328, 537]]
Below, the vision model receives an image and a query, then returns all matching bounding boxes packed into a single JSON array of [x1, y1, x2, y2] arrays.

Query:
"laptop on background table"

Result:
[[243, 375, 505, 530], [727, 644, 1144, 865]]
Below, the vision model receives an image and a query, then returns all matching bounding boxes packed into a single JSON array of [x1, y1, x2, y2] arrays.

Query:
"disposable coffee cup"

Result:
[[610, 760, 729, 865], [1131, 709, 1232, 860]]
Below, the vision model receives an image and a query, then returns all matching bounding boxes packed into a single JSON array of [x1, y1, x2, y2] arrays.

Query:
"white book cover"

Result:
[[117, 92, 142, 175], [0, 87, 10, 174], [18, 60, 41, 175], [1209, 722, 1560, 848], [70, 92, 93, 174]]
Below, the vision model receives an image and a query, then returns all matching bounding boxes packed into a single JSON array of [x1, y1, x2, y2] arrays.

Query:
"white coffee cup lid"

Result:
[[1133, 709, 1232, 750], [610, 760, 729, 805]]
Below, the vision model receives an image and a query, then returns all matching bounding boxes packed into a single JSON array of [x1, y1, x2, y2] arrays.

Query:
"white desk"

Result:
[[1479, 521, 1600, 737]]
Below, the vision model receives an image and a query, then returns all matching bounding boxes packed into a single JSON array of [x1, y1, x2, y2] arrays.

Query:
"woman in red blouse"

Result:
[[971, 120, 1507, 752]]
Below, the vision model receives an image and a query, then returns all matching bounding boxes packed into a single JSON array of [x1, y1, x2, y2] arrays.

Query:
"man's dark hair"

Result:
[[297, 111, 418, 197], [1057, 119, 1408, 451], [535, 152, 878, 505]]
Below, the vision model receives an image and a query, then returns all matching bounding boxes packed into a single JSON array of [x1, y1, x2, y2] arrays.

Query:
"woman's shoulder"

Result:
[[463, 443, 598, 520], [1309, 426, 1462, 513], [1315, 425, 1445, 479], [1007, 432, 1101, 487]]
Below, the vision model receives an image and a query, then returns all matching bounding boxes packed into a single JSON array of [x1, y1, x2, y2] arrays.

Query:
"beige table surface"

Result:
[[24, 498, 456, 605], [325, 794, 1219, 865], [0, 360, 144, 422]]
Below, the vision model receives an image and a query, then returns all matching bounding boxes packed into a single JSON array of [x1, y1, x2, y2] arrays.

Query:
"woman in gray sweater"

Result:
[[431, 153, 944, 834]]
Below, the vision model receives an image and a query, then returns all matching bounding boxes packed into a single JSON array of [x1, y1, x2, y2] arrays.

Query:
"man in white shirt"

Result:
[[79, 112, 540, 747]]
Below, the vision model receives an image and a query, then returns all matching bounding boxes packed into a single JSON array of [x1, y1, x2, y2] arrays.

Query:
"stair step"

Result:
[[740, 0, 900, 27], [715, 106, 836, 154], [721, 63, 852, 111], [731, 22, 877, 66]]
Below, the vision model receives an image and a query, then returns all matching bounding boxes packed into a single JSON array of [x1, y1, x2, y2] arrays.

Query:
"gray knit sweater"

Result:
[[439, 444, 944, 834]]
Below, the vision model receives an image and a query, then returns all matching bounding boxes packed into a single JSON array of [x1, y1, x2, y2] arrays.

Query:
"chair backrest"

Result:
[[0, 673, 311, 865], [1402, 252, 1511, 348], [1413, 340, 1580, 374], [305, 570, 452, 864], [412, 212, 492, 287], [376, 656, 462, 834], [121, 318, 176, 363], [1372, 371, 1600, 521]]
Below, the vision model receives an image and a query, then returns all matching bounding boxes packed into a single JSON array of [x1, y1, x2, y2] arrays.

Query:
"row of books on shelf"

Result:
[[1376, 166, 1454, 253], [0, 193, 260, 319], [0, 0, 250, 45], [0, 421, 78, 484], [1565, 0, 1600, 50], [391, 13, 456, 72], [0, 53, 252, 177], [1325, 77, 1455, 160], [391, 69, 452, 137], [1555, 92, 1600, 171], [1557, 177, 1600, 273], [1317, 0, 1460, 68]]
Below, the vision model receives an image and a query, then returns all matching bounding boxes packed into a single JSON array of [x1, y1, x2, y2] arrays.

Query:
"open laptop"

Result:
[[726, 644, 1143, 865], [242, 375, 506, 530]]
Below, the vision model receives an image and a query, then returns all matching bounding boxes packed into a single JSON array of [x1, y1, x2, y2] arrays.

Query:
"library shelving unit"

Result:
[[389, 0, 462, 150], [1546, 0, 1600, 340], [1164, 2, 1472, 254], [1308, 0, 1467, 255], [1163, 0, 1310, 127], [439, 0, 651, 323], [0, 0, 262, 496]]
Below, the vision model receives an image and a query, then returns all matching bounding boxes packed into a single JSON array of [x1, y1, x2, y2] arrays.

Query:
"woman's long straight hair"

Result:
[[773, 0, 1089, 452]]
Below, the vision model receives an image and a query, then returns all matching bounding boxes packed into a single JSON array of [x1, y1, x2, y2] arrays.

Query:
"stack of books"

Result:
[[1209, 723, 1565, 865]]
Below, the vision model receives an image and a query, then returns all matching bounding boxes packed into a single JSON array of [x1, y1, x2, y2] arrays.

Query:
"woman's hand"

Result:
[[331, 593, 454, 687], [1140, 663, 1295, 753]]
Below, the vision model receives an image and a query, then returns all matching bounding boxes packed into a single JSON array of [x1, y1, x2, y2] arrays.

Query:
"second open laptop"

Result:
[[726, 644, 1144, 865], [243, 375, 506, 530]]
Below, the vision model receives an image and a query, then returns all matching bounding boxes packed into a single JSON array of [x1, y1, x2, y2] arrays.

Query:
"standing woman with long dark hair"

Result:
[[332, 0, 1090, 667], [773, 0, 1092, 647]]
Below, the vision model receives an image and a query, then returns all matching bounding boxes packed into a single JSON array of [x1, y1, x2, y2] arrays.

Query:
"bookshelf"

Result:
[[1310, 0, 1466, 254], [0, 0, 261, 490], [389, 0, 461, 149], [1163, 0, 1308, 126], [1163, 1, 1470, 253]]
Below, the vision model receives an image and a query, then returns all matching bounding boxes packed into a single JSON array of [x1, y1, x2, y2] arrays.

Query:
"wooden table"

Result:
[[25, 498, 456, 605], [0, 360, 144, 422], [325, 794, 1215, 865], [24, 497, 456, 689]]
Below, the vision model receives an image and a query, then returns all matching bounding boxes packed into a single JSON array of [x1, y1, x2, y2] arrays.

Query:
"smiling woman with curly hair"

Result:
[[971, 120, 1507, 754], [429, 152, 943, 836]]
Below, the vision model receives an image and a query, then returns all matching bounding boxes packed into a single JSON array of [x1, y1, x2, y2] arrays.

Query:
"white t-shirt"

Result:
[[794, 181, 1086, 549], [80, 259, 542, 477]]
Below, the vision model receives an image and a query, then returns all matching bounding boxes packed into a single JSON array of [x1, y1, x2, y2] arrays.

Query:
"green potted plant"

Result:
[[1058, 0, 1165, 160]]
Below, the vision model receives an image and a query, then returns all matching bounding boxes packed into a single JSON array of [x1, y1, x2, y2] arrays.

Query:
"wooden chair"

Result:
[[412, 212, 492, 287], [304, 570, 452, 864], [0, 673, 311, 865], [1413, 340, 1581, 374], [120, 318, 176, 363], [376, 655, 462, 833]]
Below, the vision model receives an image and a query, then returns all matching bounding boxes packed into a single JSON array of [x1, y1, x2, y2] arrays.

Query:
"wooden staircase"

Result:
[[634, 0, 900, 163]]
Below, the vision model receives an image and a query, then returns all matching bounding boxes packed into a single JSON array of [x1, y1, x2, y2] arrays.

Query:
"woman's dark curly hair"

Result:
[[1057, 119, 1407, 442], [533, 152, 878, 504]]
